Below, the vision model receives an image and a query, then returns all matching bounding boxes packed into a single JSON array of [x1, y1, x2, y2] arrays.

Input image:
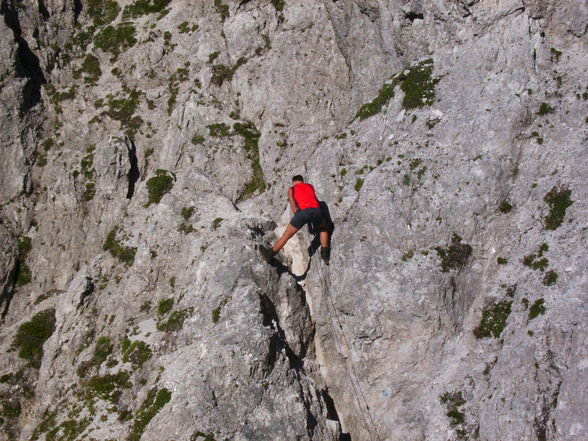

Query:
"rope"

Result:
[[316, 261, 381, 441]]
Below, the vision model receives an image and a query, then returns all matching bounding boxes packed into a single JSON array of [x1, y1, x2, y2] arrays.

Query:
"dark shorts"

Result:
[[290, 207, 325, 230]]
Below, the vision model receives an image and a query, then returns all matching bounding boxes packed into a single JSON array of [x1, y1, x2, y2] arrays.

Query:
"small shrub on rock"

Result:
[[103, 226, 137, 266], [13, 309, 56, 368], [435, 234, 472, 272], [543, 186, 572, 230], [473, 300, 512, 339], [146, 169, 174, 206]]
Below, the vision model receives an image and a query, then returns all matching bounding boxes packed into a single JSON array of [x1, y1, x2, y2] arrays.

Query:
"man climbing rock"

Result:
[[262, 175, 330, 264]]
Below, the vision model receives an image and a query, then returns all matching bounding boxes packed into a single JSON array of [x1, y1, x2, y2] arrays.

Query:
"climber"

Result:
[[262, 175, 331, 264]]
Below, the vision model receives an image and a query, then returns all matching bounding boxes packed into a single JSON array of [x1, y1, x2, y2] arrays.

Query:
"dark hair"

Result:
[[292, 175, 304, 182]]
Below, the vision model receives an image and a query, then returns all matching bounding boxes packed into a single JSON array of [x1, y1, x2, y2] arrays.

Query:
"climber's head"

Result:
[[292, 175, 304, 184]]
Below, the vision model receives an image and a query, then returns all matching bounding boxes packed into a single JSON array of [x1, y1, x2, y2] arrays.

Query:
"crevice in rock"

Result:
[[0, 264, 17, 320], [258, 282, 345, 439], [73, 0, 82, 23], [405, 11, 424, 22], [38, 0, 50, 20], [1, 226, 21, 320], [321, 388, 341, 421], [125, 137, 140, 200], [264, 251, 352, 440], [321, 389, 353, 440], [259, 293, 304, 371], [357, 4, 379, 23], [0, 0, 46, 113], [237, 0, 254, 10], [78, 277, 95, 308]]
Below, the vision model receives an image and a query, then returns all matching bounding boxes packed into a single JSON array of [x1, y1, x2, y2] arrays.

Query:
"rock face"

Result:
[[0, 1, 586, 441]]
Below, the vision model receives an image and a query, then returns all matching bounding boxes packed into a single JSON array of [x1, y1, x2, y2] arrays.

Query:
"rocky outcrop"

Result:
[[0, 1, 586, 440]]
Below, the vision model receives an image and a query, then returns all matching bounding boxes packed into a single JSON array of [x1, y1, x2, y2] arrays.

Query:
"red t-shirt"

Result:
[[292, 183, 319, 210]]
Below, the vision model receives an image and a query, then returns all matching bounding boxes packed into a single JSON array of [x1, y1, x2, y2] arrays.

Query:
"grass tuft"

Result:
[[544, 186, 572, 230], [13, 309, 56, 368], [354, 81, 396, 120], [128, 388, 172, 441], [146, 169, 174, 206], [103, 226, 137, 266], [94, 23, 137, 59], [473, 301, 512, 339], [528, 299, 546, 320], [435, 234, 472, 272], [400, 58, 439, 109]]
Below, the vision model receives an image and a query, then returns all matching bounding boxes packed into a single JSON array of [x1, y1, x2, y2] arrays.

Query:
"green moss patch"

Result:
[[146, 169, 174, 206], [550, 47, 562, 62], [440, 391, 466, 427], [212, 298, 229, 324], [178, 22, 199, 33], [157, 309, 191, 332], [234, 121, 266, 200], [0, 398, 22, 419], [400, 58, 439, 109], [213, 0, 229, 22], [498, 201, 513, 213], [435, 234, 472, 272], [473, 300, 512, 339], [157, 298, 174, 315], [528, 298, 546, 320], [13, 309, 56, 369], [271, 0, 285, 11], [123, 0, 171, 20], [178, 223, 195, 234], [29, 407, 92, 441], [537, 102, 554, 116], [94, 23, 137, 59], [16, 236, 32, 287], [531, 131, 544, 144], [522, 243, 549, 271], [212, 218, 224, 230], [181, 206, 195, 220], [354, 81, 396, 120], [354, 178, 364, 191], [191, 134, 205, 145], [167, 65, 190, 115], [128, 388, 172, 441], [42, 137, 55, 151], [77, 336, 113, 378], [104, 87, 143, 137], [16, 262, 33, 286], [85, 371, 131, 403], [544, 186, 572, 230], [103, 226, 137, 266], [210, 57, 247, 86], [121, 339, 152, 369], [87, 0, 120, 26], [543, 270, 558, 286], [81, 54, 102, 84], [76, 146, 97, 202], [81, 182, 96, 202], [207, 123, 230, 137], [44, 84, 77, 114]]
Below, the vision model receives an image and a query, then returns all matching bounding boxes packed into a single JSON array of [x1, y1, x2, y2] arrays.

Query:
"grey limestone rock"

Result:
[[0, 1, 586, 440]]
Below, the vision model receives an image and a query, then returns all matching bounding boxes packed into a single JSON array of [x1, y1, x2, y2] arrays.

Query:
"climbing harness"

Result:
[[316, 261, 382, 441]]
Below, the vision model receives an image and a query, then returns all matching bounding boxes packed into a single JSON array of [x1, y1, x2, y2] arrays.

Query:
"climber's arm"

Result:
[[288, 187, 298, 213]]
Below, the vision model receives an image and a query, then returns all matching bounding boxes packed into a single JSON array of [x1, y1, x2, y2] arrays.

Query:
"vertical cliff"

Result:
[[0, 1, 586, 440]]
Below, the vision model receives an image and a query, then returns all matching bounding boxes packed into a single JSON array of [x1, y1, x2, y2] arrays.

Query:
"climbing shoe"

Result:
[[260, 245, 277, 263], [320, 246, 330, 265]]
